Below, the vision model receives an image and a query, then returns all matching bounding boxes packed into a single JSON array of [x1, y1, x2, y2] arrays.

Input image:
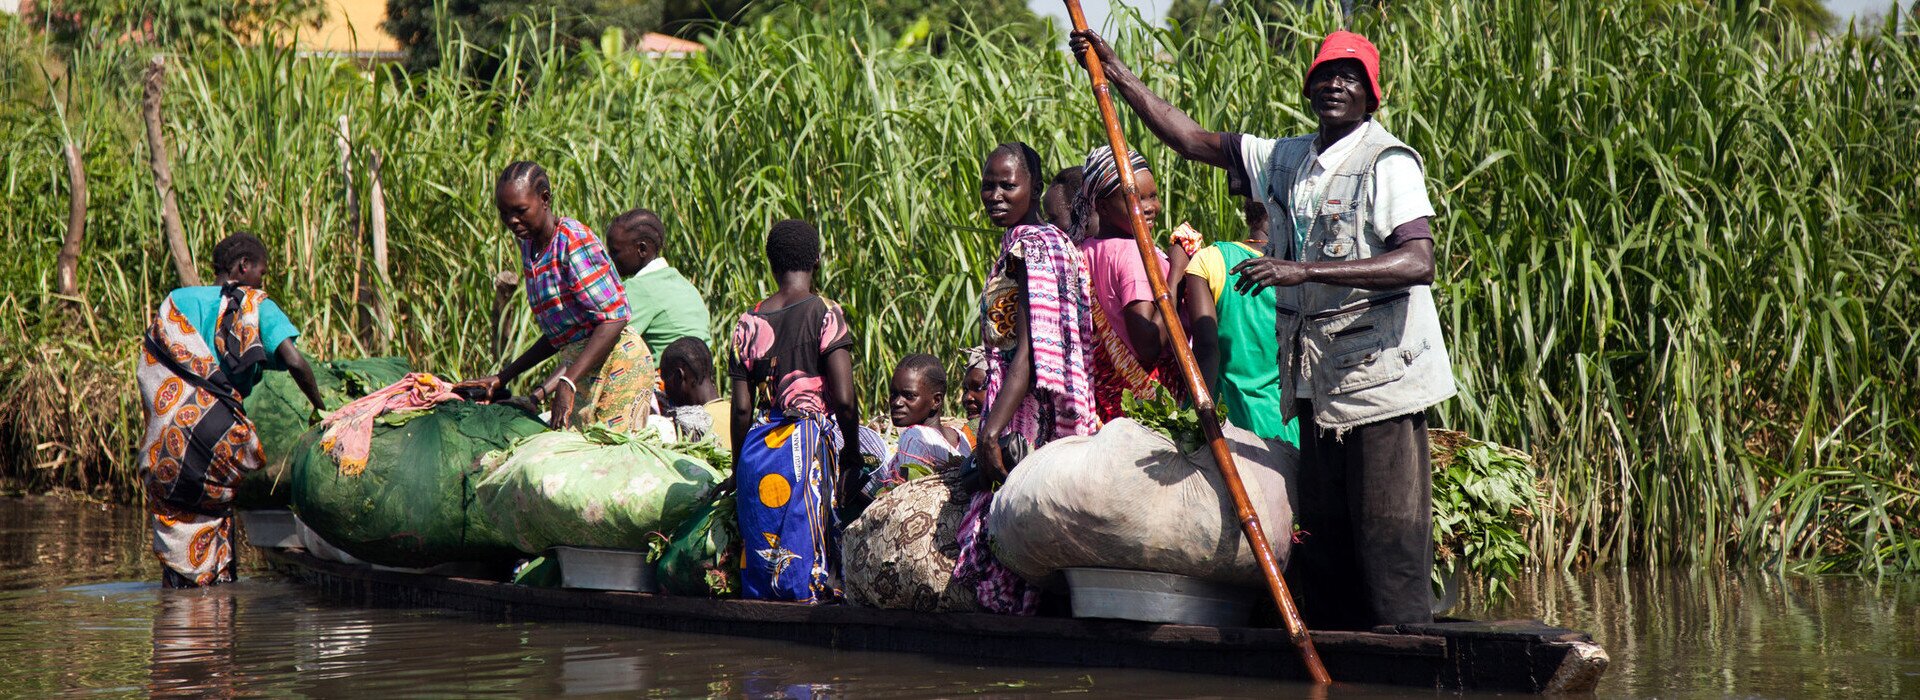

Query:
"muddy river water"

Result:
[[2, 496, 1915, 697]]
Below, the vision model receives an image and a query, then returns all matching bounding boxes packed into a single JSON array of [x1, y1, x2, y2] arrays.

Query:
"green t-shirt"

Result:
[[623, 261, 712, 357], [1185, 242, 1299, 445]]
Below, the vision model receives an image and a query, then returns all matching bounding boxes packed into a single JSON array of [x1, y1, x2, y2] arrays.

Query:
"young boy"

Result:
[[866, 354, 972, 498], [657, 336, 730, 446], [955, 347, 989, 444]]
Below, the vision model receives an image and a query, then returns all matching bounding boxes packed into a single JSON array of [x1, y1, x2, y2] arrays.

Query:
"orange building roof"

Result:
[[638, 32, 705, 57]]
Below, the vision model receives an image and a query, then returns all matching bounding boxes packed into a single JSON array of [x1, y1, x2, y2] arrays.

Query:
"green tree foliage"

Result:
[[738, 0, 1055, 50], [385, 0, 1054, 71], [384, 0, 662, 72], [33, 0, 325, 47]]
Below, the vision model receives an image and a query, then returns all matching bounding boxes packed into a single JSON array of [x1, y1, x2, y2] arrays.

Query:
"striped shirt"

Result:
[[520, 217, 631, 347]]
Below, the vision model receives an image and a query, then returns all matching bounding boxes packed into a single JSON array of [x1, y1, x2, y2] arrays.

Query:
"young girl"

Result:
[[728, 219, 861, 604], [866, 354, 972, 498]]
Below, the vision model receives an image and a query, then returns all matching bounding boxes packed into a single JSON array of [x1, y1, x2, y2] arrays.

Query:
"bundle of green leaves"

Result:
[[1430, 430, 1539, 601], [1120, 390, 1205, 454]]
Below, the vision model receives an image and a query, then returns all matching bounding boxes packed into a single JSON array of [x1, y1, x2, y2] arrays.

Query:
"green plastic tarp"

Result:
[[290, 400, 548, 567], [235, 357, 411, 509], [473, 426, 724, 554]]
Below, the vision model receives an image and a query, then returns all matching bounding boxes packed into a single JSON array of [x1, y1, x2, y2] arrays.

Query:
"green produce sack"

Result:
[[290, 400, 547, 567], [474, 426, 724, 554], [652, 492, 739, 597], [236, 357, 411, 509]]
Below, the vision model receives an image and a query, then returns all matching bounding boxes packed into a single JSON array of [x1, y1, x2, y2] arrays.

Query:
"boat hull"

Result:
[[260, 548, 1606, 693]]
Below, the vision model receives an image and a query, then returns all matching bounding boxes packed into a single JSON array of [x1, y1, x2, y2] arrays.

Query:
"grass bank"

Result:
[[0, 1, 1914, 574]]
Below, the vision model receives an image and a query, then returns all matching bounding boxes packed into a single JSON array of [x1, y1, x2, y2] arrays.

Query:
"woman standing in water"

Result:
[[138, 232, 325, 587], [456, 162, 653, 432], [958, 142, 1101, 615], [1069, 146, 1191, 420], [728, 219, 862, 604]]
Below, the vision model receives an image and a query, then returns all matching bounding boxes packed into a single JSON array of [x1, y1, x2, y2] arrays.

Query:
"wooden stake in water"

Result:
[[142, 56, 200, 288], [1059, 0, 1332, 685]]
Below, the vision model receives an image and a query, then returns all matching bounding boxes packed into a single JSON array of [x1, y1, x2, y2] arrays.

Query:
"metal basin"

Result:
[[553, 546, 659, 592], [1064, 567, 1254, 627], [238, 509, 299, 548]]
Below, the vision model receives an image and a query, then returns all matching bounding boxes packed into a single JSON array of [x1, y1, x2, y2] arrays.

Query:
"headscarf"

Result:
[[1068, 146, 1151, 243], [962, 346, 989, 376]]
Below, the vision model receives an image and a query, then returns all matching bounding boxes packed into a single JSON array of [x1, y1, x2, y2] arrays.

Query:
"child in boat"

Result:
[[957, 347, 988, 443], [865, 354, 972, 499], [656, 337, 730, 447]]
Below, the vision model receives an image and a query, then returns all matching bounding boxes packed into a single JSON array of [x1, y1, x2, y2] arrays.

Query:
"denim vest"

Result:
[[1262, 126, 1455, 432]]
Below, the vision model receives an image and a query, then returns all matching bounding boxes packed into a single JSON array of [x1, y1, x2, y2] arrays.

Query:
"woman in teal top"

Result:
[[138, 232, 323, 588], [1181, 199, 1300, 445]]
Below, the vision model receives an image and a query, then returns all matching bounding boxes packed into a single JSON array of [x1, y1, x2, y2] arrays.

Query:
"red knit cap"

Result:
[[1304, 30, 1383, 105]]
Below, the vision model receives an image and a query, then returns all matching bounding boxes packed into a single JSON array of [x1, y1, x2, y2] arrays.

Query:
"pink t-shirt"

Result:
[[1078, 236, 1169, 357]]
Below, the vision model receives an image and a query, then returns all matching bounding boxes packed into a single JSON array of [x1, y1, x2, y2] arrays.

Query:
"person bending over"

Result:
[[137, 231, 324, 587], [456, 162, 653, 432], [606, 208, 713, 358]]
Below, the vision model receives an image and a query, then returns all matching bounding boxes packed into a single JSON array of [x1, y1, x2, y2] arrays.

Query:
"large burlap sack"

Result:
[[290, 401, 547, 567], [987, 418, 1296, 587], [473, 427, 724, 554], [841, 471, 982, 612], [236, 357, 411, 509]]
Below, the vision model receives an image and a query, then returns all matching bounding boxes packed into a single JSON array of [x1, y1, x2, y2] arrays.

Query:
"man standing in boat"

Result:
[[1069, 29, 1455, 629]]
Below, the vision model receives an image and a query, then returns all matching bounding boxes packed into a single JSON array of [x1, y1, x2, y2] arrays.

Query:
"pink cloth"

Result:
[[1078, 236, 1169, 359], [952, 491, 1040, 615], [317, 373, 462, 476], [981, 224, 1101, 445]]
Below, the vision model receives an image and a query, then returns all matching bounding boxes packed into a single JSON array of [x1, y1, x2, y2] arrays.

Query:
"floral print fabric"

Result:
[[137, 285, 269, 587]]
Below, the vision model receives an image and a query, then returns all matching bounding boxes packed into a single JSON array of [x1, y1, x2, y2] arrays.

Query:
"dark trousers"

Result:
[[1287, 401, 1433, 630]]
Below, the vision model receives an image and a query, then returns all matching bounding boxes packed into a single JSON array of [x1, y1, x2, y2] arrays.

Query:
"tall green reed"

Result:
[[0, 1, 1913, 574]]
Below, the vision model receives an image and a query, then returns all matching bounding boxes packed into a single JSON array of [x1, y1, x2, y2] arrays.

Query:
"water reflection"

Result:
[[1473, 567, 1920, 698], [3, 495, 1918, 698], [151, 591, 240, 698]]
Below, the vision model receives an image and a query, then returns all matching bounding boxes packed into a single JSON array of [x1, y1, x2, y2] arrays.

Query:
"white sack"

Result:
[[986, 418, 1296, 587]]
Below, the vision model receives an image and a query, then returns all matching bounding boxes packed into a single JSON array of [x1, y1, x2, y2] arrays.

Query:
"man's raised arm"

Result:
[[1069, 30, 1235, 170]]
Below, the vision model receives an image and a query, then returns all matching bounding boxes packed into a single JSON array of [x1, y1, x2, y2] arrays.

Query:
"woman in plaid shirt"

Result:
[[455, 161, 655, 432]]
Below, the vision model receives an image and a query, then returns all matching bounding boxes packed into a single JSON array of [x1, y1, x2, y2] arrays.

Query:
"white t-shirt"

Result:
[[1231, 121, 1435, 254], [1225, 121, 1435, 392]]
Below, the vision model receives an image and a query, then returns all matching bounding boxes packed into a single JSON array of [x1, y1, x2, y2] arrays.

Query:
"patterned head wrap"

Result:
[[962, 346, 989, 375], [1068, 146, 1151, 242]]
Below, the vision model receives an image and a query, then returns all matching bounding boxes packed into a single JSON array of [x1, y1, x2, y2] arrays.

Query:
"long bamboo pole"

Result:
[[1060, 1, 1331, 685]]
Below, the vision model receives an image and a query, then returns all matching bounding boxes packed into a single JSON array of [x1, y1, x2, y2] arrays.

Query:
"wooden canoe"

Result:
[[259, 547, 1607, 693]]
